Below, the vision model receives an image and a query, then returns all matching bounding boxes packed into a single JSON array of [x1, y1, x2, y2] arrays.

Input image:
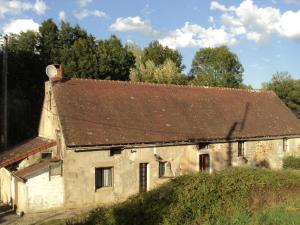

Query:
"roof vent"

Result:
[[46, 64, 62, 81]]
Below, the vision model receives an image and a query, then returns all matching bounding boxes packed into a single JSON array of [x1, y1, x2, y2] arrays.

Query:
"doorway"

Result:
[[199, 154, 210, 172], [139, 163, 148, 192]]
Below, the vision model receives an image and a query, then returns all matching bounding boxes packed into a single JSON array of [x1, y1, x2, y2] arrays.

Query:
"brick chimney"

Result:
[[46, 64, 63, 81]]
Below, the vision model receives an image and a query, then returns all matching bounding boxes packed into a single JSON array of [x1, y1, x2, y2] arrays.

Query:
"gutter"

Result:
[[70, 134, 300, 152]]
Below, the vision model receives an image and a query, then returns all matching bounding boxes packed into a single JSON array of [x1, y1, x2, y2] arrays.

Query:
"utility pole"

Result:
[[1, 35, 8, 149]]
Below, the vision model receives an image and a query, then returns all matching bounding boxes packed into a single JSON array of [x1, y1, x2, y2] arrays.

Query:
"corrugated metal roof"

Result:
[[52, 79, 300, 147]]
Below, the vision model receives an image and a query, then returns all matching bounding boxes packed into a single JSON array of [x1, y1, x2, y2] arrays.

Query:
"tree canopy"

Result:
[[189, 46, 244, 88], [141, 41, 185, 72], [262, 72, 300, 112], [97, 35, 135, 80], [130, 59, 187, 85]]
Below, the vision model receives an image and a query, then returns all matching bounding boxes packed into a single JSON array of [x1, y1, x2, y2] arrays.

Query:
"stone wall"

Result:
[[62, 137, 300, 208], [63, 145, 199, 209]]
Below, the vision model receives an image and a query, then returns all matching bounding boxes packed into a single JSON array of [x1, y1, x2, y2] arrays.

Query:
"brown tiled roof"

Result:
[[52, 79, 300, 147], [14, 160, 51, 179], [0, 137, 56, 168]]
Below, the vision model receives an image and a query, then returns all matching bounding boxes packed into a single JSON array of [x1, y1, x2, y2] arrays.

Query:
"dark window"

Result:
[[159, 162, 166, 177], [283, 138, 288, 152], [197, 143, 208, 150], [238, 141, 244, 157], [95, 167, 112, 189], [110, 147, 122, 156], [41, 152, 52, 160]]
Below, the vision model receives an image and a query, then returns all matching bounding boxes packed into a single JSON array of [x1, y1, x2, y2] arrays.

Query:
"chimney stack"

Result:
[[46, 64, 62, 81]]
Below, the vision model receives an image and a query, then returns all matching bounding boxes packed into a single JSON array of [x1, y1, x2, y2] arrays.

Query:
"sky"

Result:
[[1, 0, 300, 88]]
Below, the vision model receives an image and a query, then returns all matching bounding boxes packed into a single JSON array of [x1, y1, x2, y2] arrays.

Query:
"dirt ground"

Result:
[[0, 207, 86, 225]]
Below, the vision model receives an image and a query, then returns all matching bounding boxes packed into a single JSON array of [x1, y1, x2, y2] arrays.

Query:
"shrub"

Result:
[[283, 156, 300, 169], [70, 168, 300, 225]]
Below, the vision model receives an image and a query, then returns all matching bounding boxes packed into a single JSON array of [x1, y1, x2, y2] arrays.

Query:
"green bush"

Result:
[[283, 156, 300, 169], [69, 168, 300, 225]]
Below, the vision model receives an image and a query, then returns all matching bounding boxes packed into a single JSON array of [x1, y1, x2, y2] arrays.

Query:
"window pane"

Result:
[[102, 168, 112, 187], [159, 162, 165, 177]]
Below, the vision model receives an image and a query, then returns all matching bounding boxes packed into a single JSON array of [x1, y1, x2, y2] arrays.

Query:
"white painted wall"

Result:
[[26, 171, 64, 212], [0, 168, 11, 204]]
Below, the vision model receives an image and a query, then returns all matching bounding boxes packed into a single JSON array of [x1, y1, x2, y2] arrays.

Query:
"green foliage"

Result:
[[60, 37, 97, 78], [283, 156, 300, 169], [213, 199, 300, 225], [8, 31, 38, 53], [69, 168, 300, 225], [130, 59, 187, 85], [97, 35, 135, 80], [142, 41, 185, 72], [126, 43, 143, 68], [262, 72, 300, 112], [189, 46, 244, 88], [38, 19, 59, 65]]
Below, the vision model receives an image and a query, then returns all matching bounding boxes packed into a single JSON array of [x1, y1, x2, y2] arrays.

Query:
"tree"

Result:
[[38, 19, 59, 65], [189, 46, 244, 88], [58, 21, 88, 48], [8, 31, 38, 53], [126, 43, 143, 68], [97, 35, 135, 80], [142, 41, 185, 72], [60, 36, 98, 78], [262, 72, 300, 112], [130, 59, 187, 85]]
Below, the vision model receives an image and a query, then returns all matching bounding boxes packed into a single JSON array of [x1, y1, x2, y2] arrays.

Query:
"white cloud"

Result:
[[74, 9, 106, 20], [59, 11, 66, 21], [159, 22, 238, 49], [278, 10, 300, 40], [3, 19, 39, 34], [78, 0, 92, 6], [34, 0, 47, 15], [211, 0, 300, 43], [110, 16, 158, 35], [0, 0, 47, 17], [208, 16, 214, 23], [210, 1, 235, 12]]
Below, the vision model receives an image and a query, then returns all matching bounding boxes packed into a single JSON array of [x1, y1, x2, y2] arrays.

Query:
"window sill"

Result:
[[159, 176, 174, 179], [95, 186, 113, 192]]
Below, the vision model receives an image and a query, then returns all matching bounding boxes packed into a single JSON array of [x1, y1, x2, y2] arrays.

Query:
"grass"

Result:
[[214, 199, 300, 225], [66, 168, 300, 225], [283, 156, 300, 169]]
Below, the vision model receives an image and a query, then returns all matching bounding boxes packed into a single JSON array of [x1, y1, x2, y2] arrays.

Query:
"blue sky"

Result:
[[1, 0, 300, 88]]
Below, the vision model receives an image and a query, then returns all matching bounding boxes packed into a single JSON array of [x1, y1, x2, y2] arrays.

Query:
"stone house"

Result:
[[1, 68, 300, 214]]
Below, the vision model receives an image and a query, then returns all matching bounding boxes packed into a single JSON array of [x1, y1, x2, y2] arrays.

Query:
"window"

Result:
[[41, 152, 52, 160], [238, 141, 245, 157], [283, 138, 289, 152], [159, 162, 166, 177], [95, 167, 113, 189], [110, 147, 122, 156], [197, 143, 209, 150]]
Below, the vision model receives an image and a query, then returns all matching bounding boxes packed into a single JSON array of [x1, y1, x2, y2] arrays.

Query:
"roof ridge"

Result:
[[65, 77, 270, 93]]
